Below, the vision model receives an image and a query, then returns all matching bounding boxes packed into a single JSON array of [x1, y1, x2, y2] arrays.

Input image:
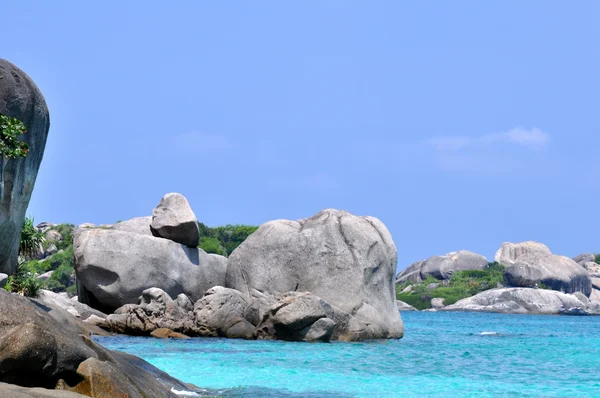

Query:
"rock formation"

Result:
[[495, 241, 591, 296], [150, 193, 199, 247], [226, 209, 403, 340], [442, 287, 598, 315], [0, 59, 50, 275], [396, 250, 488, 284], [0, 289, 201, 396], [74, 213, 226, 313]]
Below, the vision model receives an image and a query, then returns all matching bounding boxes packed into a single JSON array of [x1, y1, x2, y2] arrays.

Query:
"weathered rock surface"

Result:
[[396, 300, 417, 311], [495, 242, 591, 296], [150, 193, 199, 247], [396, 250, 488, 284], [0, 272, 8, 288], [431, 298, 446, 309], [0, 382, 85, 397], [36, 222, 56, 234], [226, 209, 403, 340], [45, 230, 63, 242], [0, 289, 197, 396], [74, 227, 226, 313], [0, 59, 51, 275], [150, 328, 190, 339], [194, 286, 255, 339], [442, 288, 590, 315], [111, 216, 153, 236], [106, 287, 196, 335], [34, 290, 107, 322], [573, 253, 596, 265]]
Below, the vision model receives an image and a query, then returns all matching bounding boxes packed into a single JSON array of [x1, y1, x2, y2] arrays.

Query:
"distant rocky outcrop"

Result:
[[226, 209, 403, 340], [396, 250, 488, 284], [0, 289, 201, 396], [495, 242, 592, 296], [396, 300, 417, 311], [442, 287, 599, 315], [0, 59, 50, 275], [150, 193, 199, 247]]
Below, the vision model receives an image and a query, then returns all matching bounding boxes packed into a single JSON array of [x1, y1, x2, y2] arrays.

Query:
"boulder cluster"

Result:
[[74, 197, 404, 342], [396, 241, 600, 315]]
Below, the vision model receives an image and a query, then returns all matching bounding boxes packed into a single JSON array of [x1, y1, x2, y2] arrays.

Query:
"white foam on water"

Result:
[[171, 387, 200, 396], [480, 331, 498, 336]]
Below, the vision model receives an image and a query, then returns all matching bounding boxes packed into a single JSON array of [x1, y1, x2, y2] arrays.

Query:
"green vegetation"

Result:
[[197, 222, 258, 256], [19, 217, 45, 259], [6, 222, 76, 295], [396, 262, 506, 310], [595, 254, 600, 265], [5, 263, 43, 297], [0, 114, 29, 184]]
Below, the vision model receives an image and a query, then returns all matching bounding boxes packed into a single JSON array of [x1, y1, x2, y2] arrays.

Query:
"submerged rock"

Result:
[[150, 193, 200, 247], [495, 242, 591, 296], [442, 288, 589, 315], [226, 209, 403, 340], [396, 300, 417, 311], [396, 250, 488, 284], [0, 59, 51, 275]]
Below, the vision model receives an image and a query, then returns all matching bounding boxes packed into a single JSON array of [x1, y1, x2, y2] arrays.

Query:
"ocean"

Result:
[[95, 311, 600, 397]]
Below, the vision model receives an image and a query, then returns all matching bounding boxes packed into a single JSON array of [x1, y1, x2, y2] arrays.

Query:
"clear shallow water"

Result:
[[96, 312, 600, 397]]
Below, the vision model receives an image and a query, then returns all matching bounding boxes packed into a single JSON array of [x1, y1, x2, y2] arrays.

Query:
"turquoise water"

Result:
[[96, 312, 600, 397]]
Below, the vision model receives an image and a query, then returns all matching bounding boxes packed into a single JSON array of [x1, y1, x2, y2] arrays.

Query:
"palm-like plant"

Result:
[[19, 217, 45, 259]]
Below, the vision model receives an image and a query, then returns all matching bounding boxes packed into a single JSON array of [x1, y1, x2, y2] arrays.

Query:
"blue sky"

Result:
[[2, 1, 599, 271]]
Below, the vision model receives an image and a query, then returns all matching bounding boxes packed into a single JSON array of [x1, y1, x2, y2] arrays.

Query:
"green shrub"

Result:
[[197, 222, 258, 256], [19, 216, 45, 259], [48, 223, 75, 250], [21, 275, 43, 297], [595, 254, 600, 265], [396, 262, 506, 310]]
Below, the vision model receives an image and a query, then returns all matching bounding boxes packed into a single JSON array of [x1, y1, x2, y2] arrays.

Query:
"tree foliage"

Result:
[[0, 113, 28, 159], [198, 222, 259, 256]]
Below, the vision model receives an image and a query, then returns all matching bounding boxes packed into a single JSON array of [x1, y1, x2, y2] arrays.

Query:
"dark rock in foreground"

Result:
[[0, 59, 51, 275], [0, 289, 200, 397]]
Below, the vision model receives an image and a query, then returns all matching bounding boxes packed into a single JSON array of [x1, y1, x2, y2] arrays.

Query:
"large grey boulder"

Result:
[[194, 286, 255, 339], [0, 59, 50, 275], [34, 290, 107, 322], [111, 216, 153, 236], [396, 300, 417, 311], [495, 242, 592, 296], [226, 209, 403, 340], [573, 253, 596, 265], [442, 287, 588, 315], [74, 227, 227, 313], [255, 292, 336, 342], [150, 193, 199, 247], [396, 250, 488, 284]]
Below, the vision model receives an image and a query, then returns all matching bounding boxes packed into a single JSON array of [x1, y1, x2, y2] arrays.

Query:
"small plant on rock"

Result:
[[0, 113, 29, 183]]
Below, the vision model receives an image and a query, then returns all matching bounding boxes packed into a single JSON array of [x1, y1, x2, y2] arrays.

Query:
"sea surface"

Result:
[[95, 311, 600, 397]]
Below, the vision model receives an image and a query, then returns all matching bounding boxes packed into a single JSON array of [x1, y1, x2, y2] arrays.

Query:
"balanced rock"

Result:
[[495, 242, 591, 296], [396, 250, 488, 284], [442, 287, 588, 315], [150, 193, 199, 247], [0, 59, 51, 275], [74, 227, 226, 313], [226, 209, 403, 340]]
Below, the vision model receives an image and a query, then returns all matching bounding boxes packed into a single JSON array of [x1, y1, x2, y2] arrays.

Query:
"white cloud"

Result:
[[429, 127, 549, 152]]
